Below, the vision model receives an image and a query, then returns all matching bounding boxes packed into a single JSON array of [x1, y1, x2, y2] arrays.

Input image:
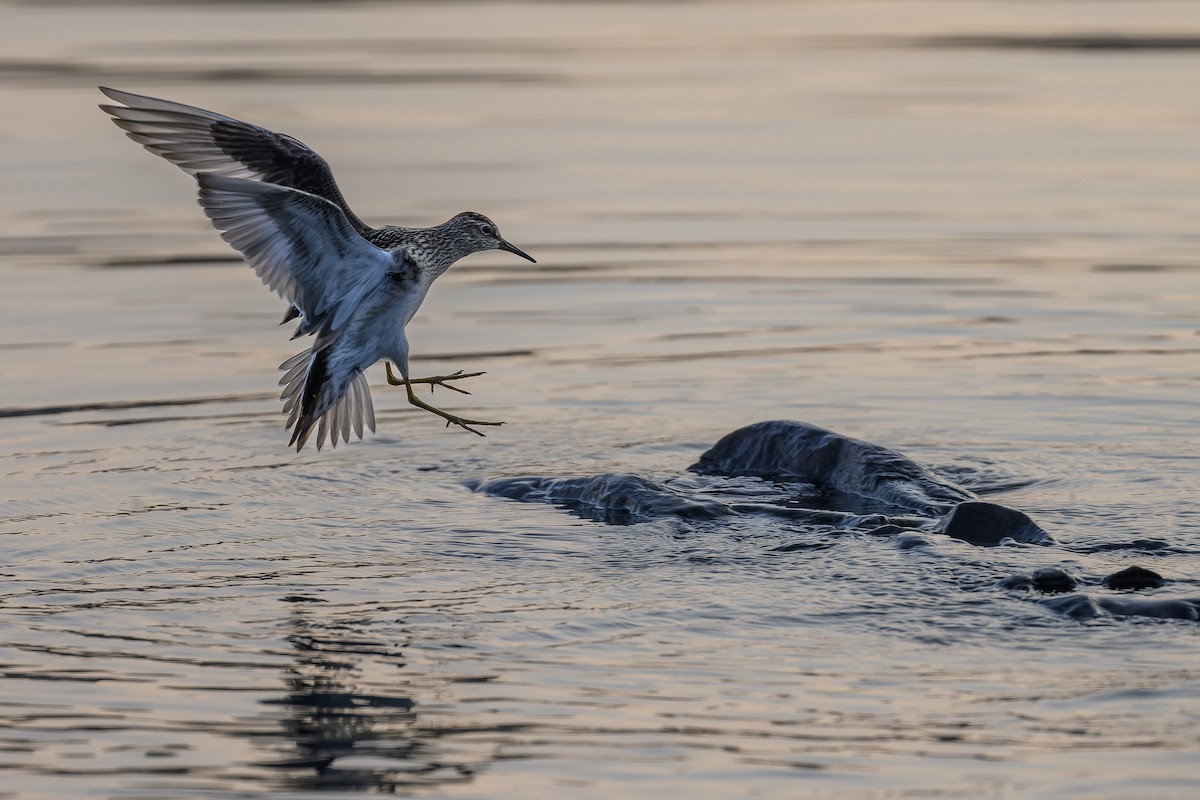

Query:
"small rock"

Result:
[[1030, 567, 1077, 594], [1000, 574, 1034, 591], [940, 501, 1053, 546], [1103, 566, 1165, 591], [895, 534, 932, 550]]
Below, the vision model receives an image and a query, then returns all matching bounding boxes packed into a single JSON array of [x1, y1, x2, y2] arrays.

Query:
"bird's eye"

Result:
[[479, 223, 495, 237]]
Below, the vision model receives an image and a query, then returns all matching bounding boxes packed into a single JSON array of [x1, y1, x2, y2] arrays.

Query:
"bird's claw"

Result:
[[441, 415, 505, 437], [390, 363, 504, 436], [427, 370, 478, 396], [385, 362, 485, 396]]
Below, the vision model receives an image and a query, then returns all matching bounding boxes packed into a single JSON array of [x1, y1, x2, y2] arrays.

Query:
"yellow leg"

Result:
[[385, 362, 504, 436]]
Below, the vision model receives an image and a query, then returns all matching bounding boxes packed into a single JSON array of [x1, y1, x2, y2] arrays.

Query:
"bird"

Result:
[[97, 87, 535, 451]]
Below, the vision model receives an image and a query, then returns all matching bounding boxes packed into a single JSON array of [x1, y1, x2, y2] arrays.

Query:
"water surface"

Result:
[[1, 1, 1198, 798]]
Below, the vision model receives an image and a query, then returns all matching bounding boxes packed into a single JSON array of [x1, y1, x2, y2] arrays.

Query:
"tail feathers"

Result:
[[278, 349, 376, 452]]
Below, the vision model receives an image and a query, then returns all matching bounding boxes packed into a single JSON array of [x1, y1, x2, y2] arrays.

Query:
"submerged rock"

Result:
[[999, 574, 1034, 591], [1095, 596, 1199, 620], [864, 524, 907, 538], [1049, 593, 1200, 621], [1078, 538, 1175, 554], [1041, 592, 1199, 621], [468, 474, 732, 524], [895, 533, 934, 550], [1001, 567, 1078, 594], [1041, 594, 1103, 620], [476, 420, 1048, 545], [771, 540, 838, 553], [472, 419, 1191, 625]]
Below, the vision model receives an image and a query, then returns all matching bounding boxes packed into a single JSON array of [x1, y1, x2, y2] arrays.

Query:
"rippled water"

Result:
[[2, 1, 1199, 798]]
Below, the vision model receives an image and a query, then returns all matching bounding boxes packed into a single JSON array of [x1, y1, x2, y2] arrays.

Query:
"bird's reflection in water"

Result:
[[256, 595, 480, 792]]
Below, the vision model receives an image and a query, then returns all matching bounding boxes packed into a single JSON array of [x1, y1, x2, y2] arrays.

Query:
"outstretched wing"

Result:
[[98, 86, 368, 234], [197, 174, 403, 335]]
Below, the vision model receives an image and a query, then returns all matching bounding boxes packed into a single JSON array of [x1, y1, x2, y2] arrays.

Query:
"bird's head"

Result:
[[443, 212, 536, 264]]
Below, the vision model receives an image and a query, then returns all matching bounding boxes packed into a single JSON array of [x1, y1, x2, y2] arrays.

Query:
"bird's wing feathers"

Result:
[[278, 346, 376, 452], [196, 174, 404, 334], [98, 87, 367, 232], [199, 174, 406, 452], [101, 89, 422, 453]]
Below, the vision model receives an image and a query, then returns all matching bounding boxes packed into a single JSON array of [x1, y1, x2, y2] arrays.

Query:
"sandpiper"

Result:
[[98, 87, 535, 451]]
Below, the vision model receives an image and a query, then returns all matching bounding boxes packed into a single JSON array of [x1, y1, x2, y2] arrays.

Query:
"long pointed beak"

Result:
[[498, 240, 536, 263]]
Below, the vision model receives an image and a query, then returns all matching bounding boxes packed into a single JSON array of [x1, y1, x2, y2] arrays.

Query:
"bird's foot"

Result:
[[385, 362, 484, 395], [387, 363, 504, 436], [439, 409, 505, 438], [406, 389, 504, 437]]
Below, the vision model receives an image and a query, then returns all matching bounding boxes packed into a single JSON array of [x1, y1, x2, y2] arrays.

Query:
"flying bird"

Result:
[[98, 87, 535, 451]]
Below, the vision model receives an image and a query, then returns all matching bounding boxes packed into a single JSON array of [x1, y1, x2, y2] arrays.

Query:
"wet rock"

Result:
[[1096, 596, 1200, 621], [895, 533, 933, 550], [470, 474, 732, 524], [690, 420, 973, 516], [477, 421, 1052, 556], [1042, 594, 1102, 619], [1041, 593, 1200, 621], [1000, 574, 1035, 591], [1103, 566, 1165, 590], [939, 501, 1053, 546], [1002, 568, 1077, 593], [726, 503, 891, 528], [469, 419, 1196, 627], [1030, 567, 1077, 594]]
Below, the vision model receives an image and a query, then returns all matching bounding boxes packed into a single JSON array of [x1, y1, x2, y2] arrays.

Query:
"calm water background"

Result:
[[1, 1, 1198, 797]]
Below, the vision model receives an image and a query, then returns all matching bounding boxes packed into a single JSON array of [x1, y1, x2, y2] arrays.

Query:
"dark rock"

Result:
[[1095, 596, 1200, 621], [690, 420, 973, 516], [1002, 568, 1078, 594], [1030, 567, 1077, 594], [1103, 566, 1165, 590], [477, 421, 1054, 565], [1042, 594, 1102, 619], [467, 419, 1200, 627], [1041, 593, 1200, 621], [939, 501, 1053, 546], [470, 474, 732, 524], [1000, 574, 1035, 591]]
